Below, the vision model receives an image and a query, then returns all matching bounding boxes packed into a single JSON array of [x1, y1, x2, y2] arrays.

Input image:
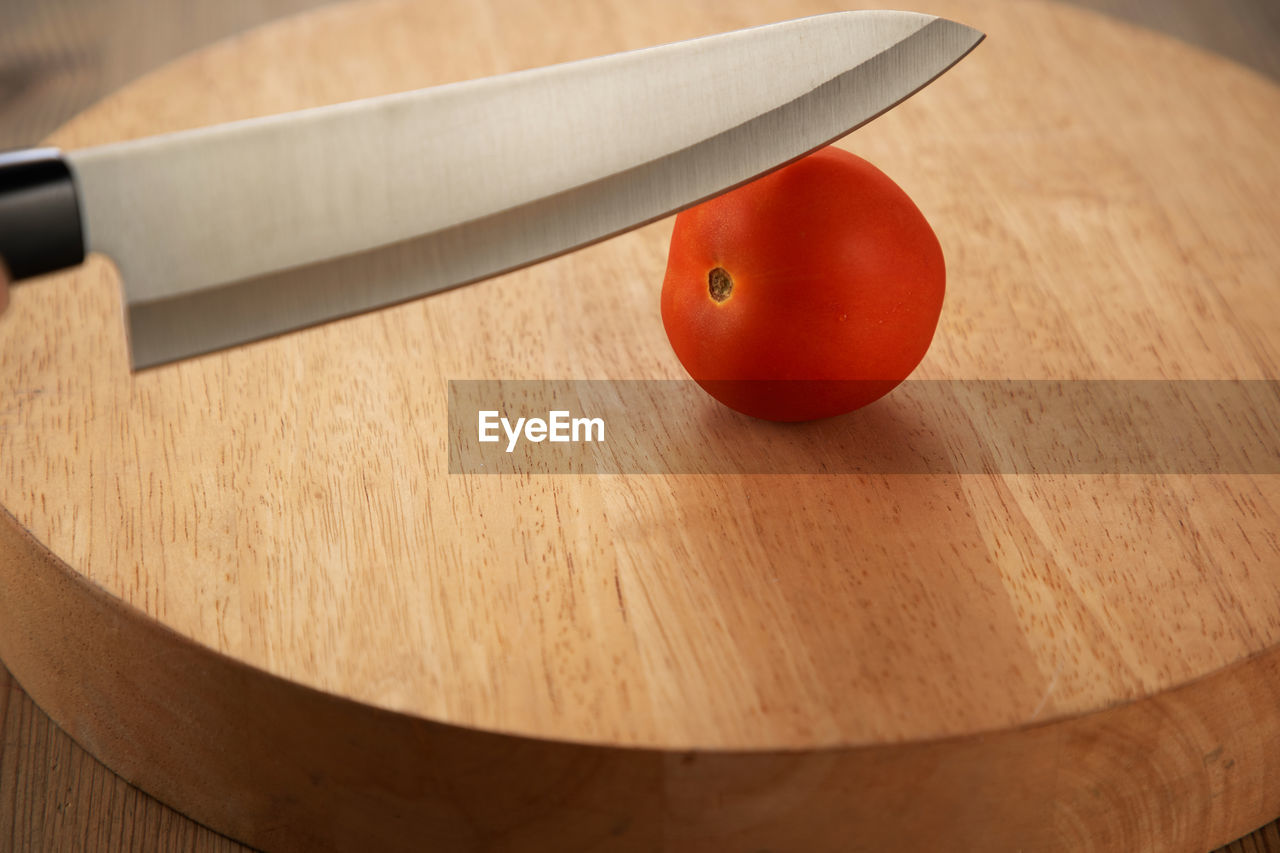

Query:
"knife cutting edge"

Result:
[[0, 12, 983, 369]]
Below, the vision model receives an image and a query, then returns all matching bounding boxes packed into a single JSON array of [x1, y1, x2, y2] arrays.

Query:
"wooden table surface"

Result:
[[2, 0, 1279, 850]]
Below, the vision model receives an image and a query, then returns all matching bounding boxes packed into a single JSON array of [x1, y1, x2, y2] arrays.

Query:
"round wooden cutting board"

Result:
[[2, 0, 1278, 850]]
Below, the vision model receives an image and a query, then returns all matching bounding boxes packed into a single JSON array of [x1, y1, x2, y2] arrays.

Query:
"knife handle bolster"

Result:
[[0, 148, 86, 282]]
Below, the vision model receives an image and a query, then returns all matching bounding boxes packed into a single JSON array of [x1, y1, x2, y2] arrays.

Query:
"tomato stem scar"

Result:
[[708, 267, 733, 302]]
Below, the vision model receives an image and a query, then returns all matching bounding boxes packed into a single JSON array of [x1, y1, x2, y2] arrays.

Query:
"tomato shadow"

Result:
[[673, 383, 960, 476]]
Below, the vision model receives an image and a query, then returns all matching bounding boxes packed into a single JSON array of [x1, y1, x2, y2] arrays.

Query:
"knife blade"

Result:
[[0, 11, 983, 368]]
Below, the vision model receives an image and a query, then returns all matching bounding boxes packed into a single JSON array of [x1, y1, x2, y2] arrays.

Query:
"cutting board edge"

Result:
[[2, 505, 1277, 852]]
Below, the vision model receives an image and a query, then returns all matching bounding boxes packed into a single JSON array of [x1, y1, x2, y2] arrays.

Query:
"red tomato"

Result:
[[660, 146, 945, 422]]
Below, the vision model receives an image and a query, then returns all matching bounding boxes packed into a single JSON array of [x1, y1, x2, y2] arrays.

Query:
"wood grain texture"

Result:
[[1, 0, 1279, 849], [4, 652, 1280, 853], [1222, 823, 1280, 853], [0, 666, 244, 853], [3, 507, 1280, 852]]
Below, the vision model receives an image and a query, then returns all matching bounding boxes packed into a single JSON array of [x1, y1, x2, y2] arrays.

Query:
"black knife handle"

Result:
[[0, 148, 86, 282]]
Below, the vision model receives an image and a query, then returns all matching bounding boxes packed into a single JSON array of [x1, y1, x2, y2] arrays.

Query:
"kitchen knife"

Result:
[[0, 12, 983, 369]]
